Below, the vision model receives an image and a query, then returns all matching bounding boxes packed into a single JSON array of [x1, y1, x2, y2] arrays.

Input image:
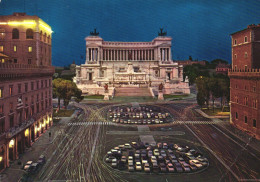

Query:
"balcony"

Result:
[[6, 118, 35, 138], [0, 63, 55, 79]]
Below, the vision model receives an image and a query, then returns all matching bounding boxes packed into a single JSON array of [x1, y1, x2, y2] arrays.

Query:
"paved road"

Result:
[[27, 101, 259, 182]]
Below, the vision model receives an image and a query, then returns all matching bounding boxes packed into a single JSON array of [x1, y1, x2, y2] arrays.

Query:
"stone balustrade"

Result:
[[228, 68, 260, 77], [0, 63, 55, 78]]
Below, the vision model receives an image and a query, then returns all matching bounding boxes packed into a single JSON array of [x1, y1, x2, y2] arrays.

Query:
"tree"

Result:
[[208, 78, 221, 112], [195, 76, 210, 109], [197, 91, 205, 108], [75, 89, 84, 103], [189, 56, 193, 61], [53, 78, 83, 109]]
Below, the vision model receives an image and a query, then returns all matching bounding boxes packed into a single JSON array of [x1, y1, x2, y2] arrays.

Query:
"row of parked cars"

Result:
[[23, 155, 46, 174], [105, 142, 208, 173], [109, 106, 171, 125]]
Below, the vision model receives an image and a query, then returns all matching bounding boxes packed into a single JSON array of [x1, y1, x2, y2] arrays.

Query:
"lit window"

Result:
[[245, 65, 247, 70], [1, 59, 4, 63], [28, 46, 32, 52], [9, 85, 13, 96], [245, 52, 248, 58], [0, 45, 3, 52], [0, 88, 3, 98], [14, 45, 17, 52], [244, 36, 248, 43], [253, 119, 256, 127]]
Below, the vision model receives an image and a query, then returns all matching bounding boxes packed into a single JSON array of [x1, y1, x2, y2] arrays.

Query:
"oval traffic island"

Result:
[[105, 142, 209, 174], [108, 105, 172, 125]]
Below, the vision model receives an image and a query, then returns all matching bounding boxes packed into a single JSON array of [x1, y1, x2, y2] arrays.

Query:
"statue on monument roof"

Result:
[[90, 28, 99, 36], [158, 28, 167, 36]]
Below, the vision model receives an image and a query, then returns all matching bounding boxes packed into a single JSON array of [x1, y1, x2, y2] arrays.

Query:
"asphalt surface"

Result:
[[2, 98, 260, 182]]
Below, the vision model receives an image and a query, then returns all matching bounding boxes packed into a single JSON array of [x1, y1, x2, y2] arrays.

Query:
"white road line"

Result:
[[184, 124, 240, 181]]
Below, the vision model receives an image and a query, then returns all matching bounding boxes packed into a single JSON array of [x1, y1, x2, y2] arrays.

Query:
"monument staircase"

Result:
[[115, 87, 152, 97]]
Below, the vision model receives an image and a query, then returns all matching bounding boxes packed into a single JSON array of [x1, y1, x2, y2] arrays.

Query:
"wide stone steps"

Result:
[[115, 87, 151, 97]]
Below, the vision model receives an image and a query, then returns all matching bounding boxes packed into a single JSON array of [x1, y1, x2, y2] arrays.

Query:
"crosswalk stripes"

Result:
[[68, 122, 117, 126], [173, 120, 218, 125]]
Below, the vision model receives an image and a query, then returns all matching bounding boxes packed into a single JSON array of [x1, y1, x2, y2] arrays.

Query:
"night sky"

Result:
[[0, 0, 259, 66]]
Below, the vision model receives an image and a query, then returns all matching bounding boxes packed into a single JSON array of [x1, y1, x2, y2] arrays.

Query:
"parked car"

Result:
[[159, 163, 167, 172], [128, 164, 135, 172], [167, 163, 175, 173], [111, 159, 117, 168], [189, 160, 203, 168], [144, 163, 151, 172], [135, 162, 142, 171]]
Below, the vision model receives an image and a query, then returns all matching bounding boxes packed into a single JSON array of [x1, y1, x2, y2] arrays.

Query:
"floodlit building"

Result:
[[0, 13, 54, 171], [74, 29, 190, 96], [229, 24, 260, 139]]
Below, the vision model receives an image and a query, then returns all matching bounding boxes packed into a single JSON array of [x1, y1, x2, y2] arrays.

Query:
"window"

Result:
[[12, 28, 19, 39], [245, 52, 248, 59], [235, 112, 238, 119], [234, 54, 237, 59], [9, 102, 13, 113], [18, 84, 21, 94], [234, 39, 237, 45], [253, 99, 257, 109], [235, 84, 238, 89], [28, 59, 31, 64], [0, 105, 3, 114], [28, 46, 32, 52], [0, 45, 3, 52], [9, 85, 13, 96], [0, 88, 3, 98], [45, 80, 47, 87], [13, 45, 17, 52], [26, 28, 33, 39], [244, 36, 248, 43], [36, 81, 39, 90], [253, 86, 256, 92], [245, 116, 247, 123], [253, 119, 256, 127], [1, 59, 4, 63], [41, 80, 43, 88], [25, 83, 28, 92], [14, 59, 17, 63], [0, 29, 5, 40], [31, 82, 34, 90], [245, 65, 247, 70], [9, 115, 14, 128]]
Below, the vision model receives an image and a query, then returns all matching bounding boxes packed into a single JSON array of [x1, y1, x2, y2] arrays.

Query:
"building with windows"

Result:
[[74, 30, 190, 96], [229, 24, 260, 139], [0, 13, 54, 171]]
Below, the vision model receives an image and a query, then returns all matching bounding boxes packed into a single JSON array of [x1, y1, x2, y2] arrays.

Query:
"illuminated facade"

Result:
[[0, 13, 54, 171], [229, 24, 260, 139], [74, 32, 190, 96]]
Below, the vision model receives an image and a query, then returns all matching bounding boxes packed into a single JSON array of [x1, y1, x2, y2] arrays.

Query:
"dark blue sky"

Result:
[[0, 0, 259, 66]]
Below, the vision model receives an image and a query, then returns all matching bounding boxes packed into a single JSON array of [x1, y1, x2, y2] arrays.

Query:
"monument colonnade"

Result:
[[86, 48, 171, 62]]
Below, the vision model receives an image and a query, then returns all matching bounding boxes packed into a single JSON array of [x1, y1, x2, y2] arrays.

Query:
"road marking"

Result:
[[184, 124, 240, 181]]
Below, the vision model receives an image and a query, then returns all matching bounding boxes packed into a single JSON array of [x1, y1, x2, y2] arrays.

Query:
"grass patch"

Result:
[[164, 94, 189, 99], [53, 109, 75, 117], [202, 107, 230, 116], [84, 95, 104, 99]]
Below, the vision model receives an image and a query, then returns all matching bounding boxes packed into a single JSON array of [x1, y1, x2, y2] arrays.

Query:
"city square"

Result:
[[0, 1, 260, 182]]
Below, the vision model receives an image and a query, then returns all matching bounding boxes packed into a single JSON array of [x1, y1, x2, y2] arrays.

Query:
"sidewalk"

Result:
[[195, 109, 230, 119], [0, 110, 78, 182]]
